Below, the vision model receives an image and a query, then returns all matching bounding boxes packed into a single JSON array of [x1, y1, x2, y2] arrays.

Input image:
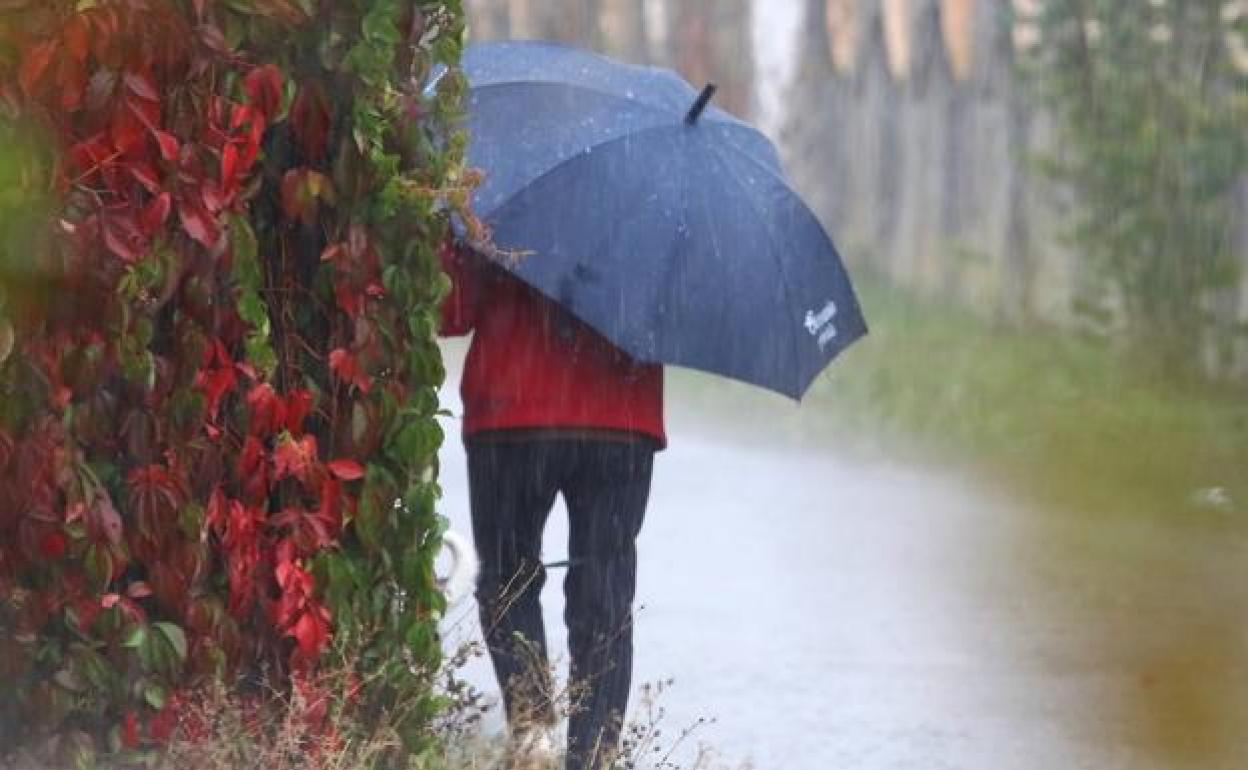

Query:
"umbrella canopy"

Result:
[[454, 40, 866, 399]]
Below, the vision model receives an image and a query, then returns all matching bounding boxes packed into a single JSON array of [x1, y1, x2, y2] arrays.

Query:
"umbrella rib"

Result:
[[484, 123, 815, 395], [481, 123, 686, 220], [696, 123, 795, 194], [708, 122, 858, 395], [479, 144, 673, 362], [562, 150, 680, 359], [702, 139, 805, 396], [653, 137, 694, 363]]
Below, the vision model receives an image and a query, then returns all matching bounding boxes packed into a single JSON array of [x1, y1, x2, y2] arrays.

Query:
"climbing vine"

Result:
[[0, 0, 467, 763]]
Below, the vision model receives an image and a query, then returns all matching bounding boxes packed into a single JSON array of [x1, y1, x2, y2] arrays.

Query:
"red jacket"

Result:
[[439, 244, 666, 447]]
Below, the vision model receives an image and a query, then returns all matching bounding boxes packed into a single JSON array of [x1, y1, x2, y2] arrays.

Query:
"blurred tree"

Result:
[[598, 0, 648, 61], [1030, 0, 1248, 372], [467, 0, 510, 38], [465, 0, 754, 116], [468, 0, 600, 47], [671, 0, 755, 116]]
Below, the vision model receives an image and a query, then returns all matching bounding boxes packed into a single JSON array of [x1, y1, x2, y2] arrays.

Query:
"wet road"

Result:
[[436, 341, 1248, 770]]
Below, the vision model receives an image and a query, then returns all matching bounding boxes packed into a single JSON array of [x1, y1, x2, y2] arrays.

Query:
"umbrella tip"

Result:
[[684, 83, 717, 125]]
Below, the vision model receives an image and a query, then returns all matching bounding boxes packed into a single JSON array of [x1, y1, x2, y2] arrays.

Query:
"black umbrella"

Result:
[[449, 40, 866, 398]]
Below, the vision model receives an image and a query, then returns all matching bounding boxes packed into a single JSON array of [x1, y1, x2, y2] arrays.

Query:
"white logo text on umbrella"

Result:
[[805, 300, 839, 350]]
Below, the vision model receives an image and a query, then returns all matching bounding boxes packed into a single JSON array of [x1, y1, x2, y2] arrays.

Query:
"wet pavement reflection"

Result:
[[437, 340, 1248, 769]]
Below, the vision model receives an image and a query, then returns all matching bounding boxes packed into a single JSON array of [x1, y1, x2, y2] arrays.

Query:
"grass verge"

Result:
[[806, 274, 1248, 520]]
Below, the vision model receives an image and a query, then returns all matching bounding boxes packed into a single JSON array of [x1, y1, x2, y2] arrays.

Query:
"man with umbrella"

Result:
[[441, 240, 664, 770], [437, 40, 865, 770]]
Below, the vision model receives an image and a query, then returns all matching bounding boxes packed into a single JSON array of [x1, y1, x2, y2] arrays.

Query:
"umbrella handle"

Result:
[[685, 83, 718, 125]]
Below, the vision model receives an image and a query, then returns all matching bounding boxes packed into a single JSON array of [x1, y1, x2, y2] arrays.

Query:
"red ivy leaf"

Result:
[[140, 192, 172, 235], [200, 182, 225, 214], [328, 348, 371, 393], [229, 103, 251, 132], [238, 435, 269, 505], [86, 6, 121, 65], [291, 604, 330, 658], [290, 80, 331, 163], [128, 464, 188, 530], [178, 200, 220, 248], [69, 133, 113, 179], [245, 383, 285, 436], [194, 338, 237, 420], [284, 389, 313, 434], [273, 504, 337, 551], [127, 95, 161, 132], [39, 531, 66, 559], [63, 15, 90, 62], [55, 57, 87, 111], [103, 224, 139, 262], [319, 477, 342, 527], [122, 711, 140, 749], [274, 434, 317, 484], [242, 64, 283, 121], [102, 213, 146, 262], [72, 596, 102, 632], [123, 71, 159, 102], [19, 39, 56, 96], [152, 130, 180, 162], [110, 100, 147, 156], [326, 459, 364, 481], [334, 283, 363, 317], [221, 142, 238, 192], [52, 385, 73, 410], [128, 161, 162, 194], [238, 125, 262, 177], [205, 487, 229, 533], [147, 704, 177, 742]]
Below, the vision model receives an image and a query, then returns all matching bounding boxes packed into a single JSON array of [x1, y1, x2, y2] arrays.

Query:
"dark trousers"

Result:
[[467, 437, 654, 770]]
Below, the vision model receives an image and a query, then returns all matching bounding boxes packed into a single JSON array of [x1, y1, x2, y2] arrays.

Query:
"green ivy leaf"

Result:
[[238, 291, 270, 331], [354, 487, 384, 551], [178, 503, 204, 540], [392, 419, 442, 464], [245, 331, 277, 379], [121, 625, 147, 650], [83, 545, 114, 592], [142, 680, 167, 710], [153, 622, 188, 664]]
